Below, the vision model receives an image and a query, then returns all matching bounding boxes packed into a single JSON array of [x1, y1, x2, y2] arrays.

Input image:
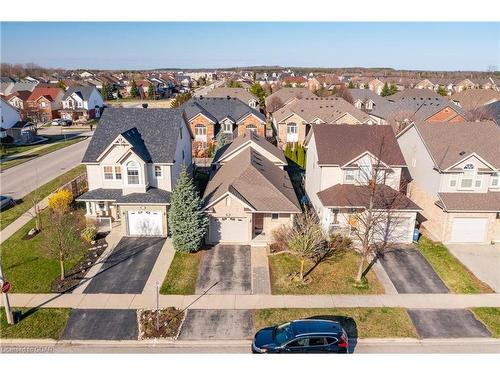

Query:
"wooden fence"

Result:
[[56, 172, 88, 199]]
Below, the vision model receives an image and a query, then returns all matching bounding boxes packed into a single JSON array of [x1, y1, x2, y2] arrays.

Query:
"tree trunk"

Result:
[[34, 204, 41, 231], [59, 258, 65, 281], [356, 254, 365, 283], [300, 259, 305, 281]]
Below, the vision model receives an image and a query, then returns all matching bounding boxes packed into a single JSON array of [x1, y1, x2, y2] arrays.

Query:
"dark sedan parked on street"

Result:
[[252, 319, 349, 354]]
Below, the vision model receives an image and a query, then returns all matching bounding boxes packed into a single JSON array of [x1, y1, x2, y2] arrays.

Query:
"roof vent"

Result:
[[459, 151, 466, 156]]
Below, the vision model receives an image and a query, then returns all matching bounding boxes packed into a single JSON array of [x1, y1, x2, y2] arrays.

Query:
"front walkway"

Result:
[[250, 246, 271, 294], [448, 244, 500, 292], [3, 292, 499, 310]]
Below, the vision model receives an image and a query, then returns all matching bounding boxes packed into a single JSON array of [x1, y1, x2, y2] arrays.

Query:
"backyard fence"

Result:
[[56, 172, 88, 199]]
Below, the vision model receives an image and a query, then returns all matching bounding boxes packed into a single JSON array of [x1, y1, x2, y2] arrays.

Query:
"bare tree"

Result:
[[266, 96, 284, 114], [385, 109, 416, 134], [464, 104, 496, 123], [334, 86, 354, 104]]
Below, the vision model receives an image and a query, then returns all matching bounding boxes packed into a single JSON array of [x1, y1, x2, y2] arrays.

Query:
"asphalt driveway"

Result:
[[62, 309, 138, 340], [178, 309, 253, 340], [408, 309, 491, 338], [84, 237, 165, 294], [196, 245, 251, 294], [379, 247, 449, 293]]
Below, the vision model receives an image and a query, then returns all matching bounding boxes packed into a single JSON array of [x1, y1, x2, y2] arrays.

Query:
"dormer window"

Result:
[[460, 164, 474, 189], [223, 121, 232, 133], [127, 161, 140, 185]]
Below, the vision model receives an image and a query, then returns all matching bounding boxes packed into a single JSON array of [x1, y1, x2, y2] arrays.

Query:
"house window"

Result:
[[155, 165, 163, 178], [345, 169, 356, 183], [287, 122, 297, 135], [195, 124, 206, 136], [127, 161, 140, 185], [490, 173, 499, 188], [115, 166, 122, 180], [449, 174, 458, 188], [223, 122, 232, 133], [104, 166, 114, 180], [271, 213, 279, 221], [331, 209, 339, 225], [179, 127, 182, 139], [460, 164, 474, 189], [182, 150, 185, 161], [475, 175, 482, 188], [225, 197, 231, 206], [40, 101, 46, 108], [246, 124, 257, 132]]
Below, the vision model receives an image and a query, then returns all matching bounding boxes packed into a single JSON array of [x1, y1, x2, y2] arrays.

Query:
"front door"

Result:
[[254, 213, 264, 236]]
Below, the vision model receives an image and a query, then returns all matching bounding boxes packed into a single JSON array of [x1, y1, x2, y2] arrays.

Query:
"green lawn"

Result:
[[472, 308, 500, 338], [1, 308, 70, 339], [160, 251, 201, 294], [0, 210, 87, 293], [253, 308, 418, 338], [269, 251, 384, 295], [0, 164, 86, 231], [0, 136, 85, 171], [417, 237, 493, 293]]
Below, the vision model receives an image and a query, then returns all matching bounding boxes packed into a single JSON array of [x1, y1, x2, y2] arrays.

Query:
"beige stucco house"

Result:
[[397, 121, 500, 244], [305, 124, 421, 244], [77, 107, 193, 237], [203, 131, 301, 245]]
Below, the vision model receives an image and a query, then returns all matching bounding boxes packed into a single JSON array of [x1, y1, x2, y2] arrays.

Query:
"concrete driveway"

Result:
[[379, 247, 449, 293], [408, 309, 491, 338], [447, 244, 500, 292], [196, 245, 251, 294], [84, 237, 165, 294], [178, 309, 253, 340], [62, 309, 138, 340]]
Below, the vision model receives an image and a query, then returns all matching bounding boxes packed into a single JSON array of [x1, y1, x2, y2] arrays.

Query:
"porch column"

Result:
[[85, 202, 91, 216]]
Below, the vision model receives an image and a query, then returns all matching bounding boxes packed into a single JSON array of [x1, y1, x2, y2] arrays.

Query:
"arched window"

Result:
[[127, 161, 140, 185], [463, 163, 474, 170]]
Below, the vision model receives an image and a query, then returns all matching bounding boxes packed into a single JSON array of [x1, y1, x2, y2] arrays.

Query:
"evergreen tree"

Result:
[[249, 83, 267, 107], [437, 86, 448, 96], [168, 165, 208, 253], [57, 80, 66, 91], [297, 144, 306, 169], [284, 143, 292, 161], [348, 81, 355, 89], [389, 83, 398, 95], [380, 82, 391, 97], [147, 83, 155, 100], [130, 79, 139, 98], [101, 82, 111, 100]]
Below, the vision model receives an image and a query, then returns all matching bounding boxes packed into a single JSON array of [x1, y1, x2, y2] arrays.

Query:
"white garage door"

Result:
[[450, 218, 488, 243], [209, 217, 249, 243], [127, 211, 163, 236], [375, 216, 413, 244]]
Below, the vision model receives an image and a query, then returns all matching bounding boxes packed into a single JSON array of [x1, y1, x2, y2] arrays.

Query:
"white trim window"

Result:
[[345, 169, 356, 183], [115, 166, 122, 180], [222, 121, 232, 133], [40, 101, 47, 108], [126, 161, 140, 185], [246, 124, 257, 132], [154, 165, 163, 179], [490, 173, 499, 189], [195, 124, 207, 142], [286, 122, 298, 142], [459, 164, 475, 190], [449, 173, 458, 188], [103, 166, 114, 180]]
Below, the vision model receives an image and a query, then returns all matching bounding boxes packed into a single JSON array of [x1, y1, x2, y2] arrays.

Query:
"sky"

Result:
[[1, 22, 499, 71]]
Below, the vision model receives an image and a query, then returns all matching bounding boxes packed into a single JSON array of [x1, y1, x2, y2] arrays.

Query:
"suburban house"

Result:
[[4, 90, 31, 120], [60, 86, 104, 121], [25, 85, 64, 123], [272, 97, 373, 149], [450, 89, 500, 112], [397, 121, 500, 244], [453, 78, 477, 93], [349, 89, 391, 124], [415, 79, 435, 90], [305, 124, 421, 244], [183, 96, 266, 157], [265, 87, 316, 113], [203, 131, 301, 244], [205, 87, 259, 109], [76, 108, 193, 237], [0, 97, 35, 142]]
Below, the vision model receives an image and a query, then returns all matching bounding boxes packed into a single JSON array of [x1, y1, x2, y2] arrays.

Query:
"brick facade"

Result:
[[237, 114, 265, 137]]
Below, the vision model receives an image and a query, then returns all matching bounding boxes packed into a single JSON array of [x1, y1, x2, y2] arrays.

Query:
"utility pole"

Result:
[[0, 263, 14, 325]]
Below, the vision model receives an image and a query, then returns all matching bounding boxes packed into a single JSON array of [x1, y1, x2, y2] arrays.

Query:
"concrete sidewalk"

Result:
[[2, 292, 499, 310]]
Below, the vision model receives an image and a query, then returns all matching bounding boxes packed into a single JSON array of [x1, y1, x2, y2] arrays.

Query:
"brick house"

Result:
[[60, 86, 104, 121], [182, 97, 266, 157], [25, 85, 64, 123]]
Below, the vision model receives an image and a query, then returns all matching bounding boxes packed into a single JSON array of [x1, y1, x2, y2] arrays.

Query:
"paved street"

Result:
[[0, 137, 90, 199], [84, 237, 165, 294], [196, 245, 252, 295], [448, 244, 500, 292], [379, 247, 449, 293]]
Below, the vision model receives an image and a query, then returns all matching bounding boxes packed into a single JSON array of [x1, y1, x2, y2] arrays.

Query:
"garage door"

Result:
[[450, 218, 488, 243], [209, 217, 248, 243], [127, 211, 163, 236], [375, 216, 413, 244]]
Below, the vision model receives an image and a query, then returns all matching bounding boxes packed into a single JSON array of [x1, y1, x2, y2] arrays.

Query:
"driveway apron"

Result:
[[84, 237, 165, 294], [62, 309, 138, 340], [379, 247, 449, 293], [196, 245, 251, 294]]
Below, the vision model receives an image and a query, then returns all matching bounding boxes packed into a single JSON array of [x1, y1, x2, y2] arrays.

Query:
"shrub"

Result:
[[81, 225, 97, 243]]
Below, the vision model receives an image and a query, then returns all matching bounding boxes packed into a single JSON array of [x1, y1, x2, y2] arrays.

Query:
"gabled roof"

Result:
[[386, 88, 442, 102], [212, 130, 287, 166], [183, 97, 265, 123], [274, 96, 372, 124], [82, 108, 189, 164], [408, 121, 500, 170], [450, 89, 500, 111], [308, 124, 406, 167], [5, 90, 31, 102], [317, 184, 420, 210], [265, 88, 316, 108], [203, 148, 300, 212], [205, 87, 258, 103], [27, 86, 63, 102], [62, 86, 97, 101], [437, 192, 500, 212]]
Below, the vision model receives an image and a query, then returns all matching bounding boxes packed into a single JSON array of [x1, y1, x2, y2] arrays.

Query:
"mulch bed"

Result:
[[138, 307, 185, 340], [51, 232, 109, 293]]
